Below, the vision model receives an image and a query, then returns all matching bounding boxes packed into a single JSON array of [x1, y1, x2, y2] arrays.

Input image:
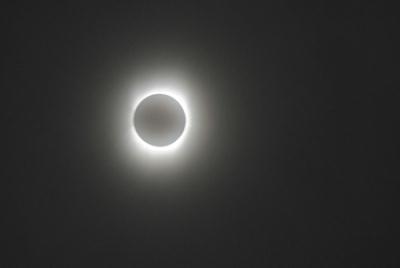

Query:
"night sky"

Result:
[[4, 2, 399, 266]]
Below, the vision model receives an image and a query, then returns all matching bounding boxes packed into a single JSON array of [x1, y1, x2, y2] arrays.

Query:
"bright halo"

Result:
[[131, 88, 190, 154]]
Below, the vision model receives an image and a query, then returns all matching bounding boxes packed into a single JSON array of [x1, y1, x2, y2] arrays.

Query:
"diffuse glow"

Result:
[[109, 70, 211, 177]]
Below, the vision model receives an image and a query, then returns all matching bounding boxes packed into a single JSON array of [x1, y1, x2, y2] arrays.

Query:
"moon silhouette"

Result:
[[133, 94, 186, 147]]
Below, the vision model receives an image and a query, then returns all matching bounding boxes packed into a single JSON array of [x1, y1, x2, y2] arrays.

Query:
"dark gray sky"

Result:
[[3, 1, 399, 267]]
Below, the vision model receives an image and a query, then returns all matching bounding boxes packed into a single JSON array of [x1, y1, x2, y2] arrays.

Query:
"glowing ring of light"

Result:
[[132, 88, 190, 153]]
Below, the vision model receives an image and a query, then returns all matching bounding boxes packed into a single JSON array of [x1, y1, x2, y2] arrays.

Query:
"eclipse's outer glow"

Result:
[[108, 70, 213, 176], [131, 88, 190, 154]]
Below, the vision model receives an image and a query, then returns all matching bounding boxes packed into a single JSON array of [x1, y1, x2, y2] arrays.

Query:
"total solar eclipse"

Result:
[[133, 92, 188, 149]]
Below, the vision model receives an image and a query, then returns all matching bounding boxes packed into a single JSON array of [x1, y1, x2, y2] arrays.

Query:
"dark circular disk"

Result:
[[133, 94, 186, 147]]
